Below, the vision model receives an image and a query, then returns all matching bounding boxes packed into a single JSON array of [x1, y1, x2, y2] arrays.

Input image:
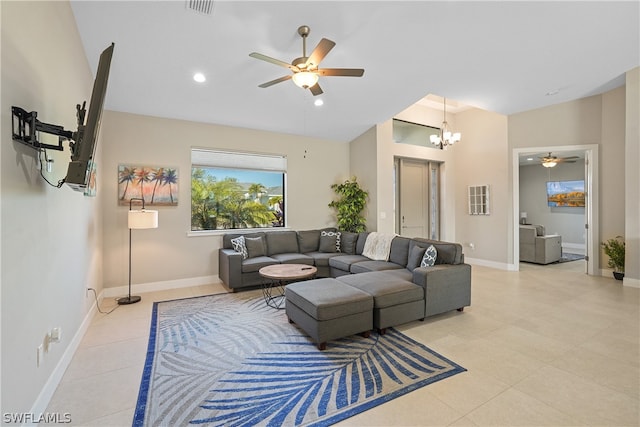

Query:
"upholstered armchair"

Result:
[[519, 225, 562, 264]]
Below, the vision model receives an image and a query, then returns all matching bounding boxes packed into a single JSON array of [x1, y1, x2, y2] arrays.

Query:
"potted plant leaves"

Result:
[[328, 177, 368, 233], [601, 236, 625, 280]]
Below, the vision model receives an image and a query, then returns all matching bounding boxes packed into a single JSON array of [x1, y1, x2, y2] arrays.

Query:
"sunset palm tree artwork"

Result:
[[118, 164, 178, 206]]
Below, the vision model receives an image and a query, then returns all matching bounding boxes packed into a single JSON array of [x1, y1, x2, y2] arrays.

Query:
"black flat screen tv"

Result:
[[546, 180, 585, 207], [65, 43, 114, 191]]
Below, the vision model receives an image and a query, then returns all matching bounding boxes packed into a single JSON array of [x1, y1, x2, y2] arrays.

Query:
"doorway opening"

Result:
[[512, 145, 599, 275]]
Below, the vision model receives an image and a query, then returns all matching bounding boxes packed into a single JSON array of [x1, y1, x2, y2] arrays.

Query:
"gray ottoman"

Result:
[[337, 271, 425, 334], [285, 278, 373, 350]]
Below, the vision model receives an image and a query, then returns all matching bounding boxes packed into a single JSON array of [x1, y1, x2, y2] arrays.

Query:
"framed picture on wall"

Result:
[[118, 164, 178, 206]]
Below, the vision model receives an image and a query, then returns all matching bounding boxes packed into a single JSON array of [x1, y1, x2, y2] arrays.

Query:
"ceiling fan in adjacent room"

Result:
[[249, 25, 364, 96], [540, 152, 579, 168]]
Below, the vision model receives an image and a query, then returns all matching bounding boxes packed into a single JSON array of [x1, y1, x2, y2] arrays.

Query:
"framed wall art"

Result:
[[118, 164, 178, 206]]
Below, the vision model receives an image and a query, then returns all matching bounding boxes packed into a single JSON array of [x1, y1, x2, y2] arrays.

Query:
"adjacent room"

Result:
[[2, 1, 638, 425]]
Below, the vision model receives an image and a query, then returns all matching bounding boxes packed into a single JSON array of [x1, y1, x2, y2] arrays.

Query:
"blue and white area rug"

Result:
[[133, 291, 466, 426]]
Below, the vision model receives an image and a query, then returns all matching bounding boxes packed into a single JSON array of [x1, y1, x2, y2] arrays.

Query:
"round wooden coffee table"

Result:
[[259, 264, 317, 309]]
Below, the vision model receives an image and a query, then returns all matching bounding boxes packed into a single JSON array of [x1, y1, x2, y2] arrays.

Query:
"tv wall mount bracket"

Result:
[[11, 102, 86, 154]]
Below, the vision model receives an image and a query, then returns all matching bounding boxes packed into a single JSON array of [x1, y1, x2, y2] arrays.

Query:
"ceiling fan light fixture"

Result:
[[542, 160, 557, 168], [292, 71, 318, 89]]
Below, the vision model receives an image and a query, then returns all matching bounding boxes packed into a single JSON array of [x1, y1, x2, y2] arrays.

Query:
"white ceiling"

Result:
[[70, 1, 639, 143]]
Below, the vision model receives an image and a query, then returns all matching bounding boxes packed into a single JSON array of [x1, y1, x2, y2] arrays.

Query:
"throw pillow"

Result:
[[339, 231, 358, 255], [421, 244, 437, 267], [407, 245, 427, 270], [230, 236, 248, 260], [319, 230, 341, 253], [245, 236, 266, 258]]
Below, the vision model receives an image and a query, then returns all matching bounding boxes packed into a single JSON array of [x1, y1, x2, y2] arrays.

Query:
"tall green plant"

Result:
[[601, 236, 625, 272], [328, 177, 368, 233]]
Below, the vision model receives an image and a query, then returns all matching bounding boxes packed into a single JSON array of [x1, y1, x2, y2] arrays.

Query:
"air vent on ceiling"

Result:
[[186, 0, 214, 15]]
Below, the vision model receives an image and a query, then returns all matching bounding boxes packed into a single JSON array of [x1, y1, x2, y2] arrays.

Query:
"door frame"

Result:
[[512, 144, 599, 275]]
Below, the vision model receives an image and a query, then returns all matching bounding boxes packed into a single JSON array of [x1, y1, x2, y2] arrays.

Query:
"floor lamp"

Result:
[[118, 197, 158, 305]]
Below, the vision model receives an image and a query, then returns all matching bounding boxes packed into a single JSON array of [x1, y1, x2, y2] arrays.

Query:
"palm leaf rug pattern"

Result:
[[133, 291, 466, 426]]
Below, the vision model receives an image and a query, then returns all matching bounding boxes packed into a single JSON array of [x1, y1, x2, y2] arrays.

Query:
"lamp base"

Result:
[[117, 295, 141, 305]]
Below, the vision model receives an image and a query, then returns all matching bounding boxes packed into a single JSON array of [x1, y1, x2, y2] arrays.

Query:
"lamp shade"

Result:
[[292, 71, 319, 88], [128, 209, 158, 229]]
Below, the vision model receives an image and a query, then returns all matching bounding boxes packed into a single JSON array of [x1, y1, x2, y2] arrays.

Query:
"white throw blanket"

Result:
[[362, 232, 397, 261]]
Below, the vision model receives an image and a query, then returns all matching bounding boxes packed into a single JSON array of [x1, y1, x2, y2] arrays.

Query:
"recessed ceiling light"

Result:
[[193, 73, 206, 83], [527, 157, 534, 161], [545, 89, 560, 96], [314, 99, 324, 107]]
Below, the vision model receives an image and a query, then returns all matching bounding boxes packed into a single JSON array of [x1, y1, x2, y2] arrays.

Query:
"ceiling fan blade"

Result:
[[317, 68, 365, 77], [250, 52, 299, 71], [305, 38, 336, 68], [258, 75, 292, 88], [309, 82, 323, 96], [561, 156, 580, 160]]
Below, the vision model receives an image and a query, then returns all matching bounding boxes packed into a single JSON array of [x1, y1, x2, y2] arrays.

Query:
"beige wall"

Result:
[[1, 1, 101, 414], [349, 126, 378, 230], [625, 67, 639, 286], [454, 108, 510, 266], [99, 111, 350, 289]]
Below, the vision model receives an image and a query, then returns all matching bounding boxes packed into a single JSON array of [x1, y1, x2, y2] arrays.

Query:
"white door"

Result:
[[397, 158, 440, 239]]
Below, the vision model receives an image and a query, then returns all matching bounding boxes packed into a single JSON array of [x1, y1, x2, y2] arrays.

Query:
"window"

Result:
[[392, 119, 441, 149], [191, 149, 286, 231], [468, 185, 490, 215]]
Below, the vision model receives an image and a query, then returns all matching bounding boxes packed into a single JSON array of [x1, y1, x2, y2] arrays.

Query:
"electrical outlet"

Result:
[[37, 344, 43, 367], [469, 243, 475, 250], [51, 327, 61, 343]]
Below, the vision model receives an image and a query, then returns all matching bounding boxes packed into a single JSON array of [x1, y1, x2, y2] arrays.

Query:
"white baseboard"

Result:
[[623, 277, 640, 288], [465, 257, 516, 271], [103, 275, 220, 298], [28, 290, 102, 426]]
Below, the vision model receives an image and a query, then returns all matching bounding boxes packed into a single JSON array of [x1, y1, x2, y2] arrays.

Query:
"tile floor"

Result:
[[47, 260, 640, 426]]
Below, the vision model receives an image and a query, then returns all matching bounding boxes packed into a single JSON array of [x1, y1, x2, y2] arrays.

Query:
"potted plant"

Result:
[[601, 236, 625, 280], [328, 177, 368, 233]]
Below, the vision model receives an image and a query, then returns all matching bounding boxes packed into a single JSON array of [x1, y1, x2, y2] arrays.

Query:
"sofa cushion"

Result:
[[230, 236, 248, 259], [306, 252, 341, 267], [350, 260, 404, 274], [270, 253, 314, 265], [265, 231, 299, 256], [434, 244, 455, 265], [355, 232, 370, 255], [245, 236, 266, 258], [389, 236, 411, 266], [241, 256, 278, 273], [339, 232, 358, 255], [407, 245, 427, 270], [421, 245, 437, 267], [224, 232, 265, 249], [329, 254, 369, 272], [337, 272, 423, 308], [319, 231, 341, 253], [297, 230, 321, 253]]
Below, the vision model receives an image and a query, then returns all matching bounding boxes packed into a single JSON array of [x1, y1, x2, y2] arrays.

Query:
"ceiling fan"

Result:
[[249, 25, 364, 96], [539, 152, 579, 168]]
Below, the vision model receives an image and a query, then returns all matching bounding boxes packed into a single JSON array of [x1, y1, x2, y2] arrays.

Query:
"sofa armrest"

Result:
[[412, 263, 471, 317], [219, 248, 243, 289]]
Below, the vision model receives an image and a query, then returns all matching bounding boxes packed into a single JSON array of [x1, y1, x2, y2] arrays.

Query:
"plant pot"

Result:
[[613, 271, 624, 281]]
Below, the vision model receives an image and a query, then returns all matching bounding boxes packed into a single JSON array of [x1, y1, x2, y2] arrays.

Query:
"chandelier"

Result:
[[430, 98, 461, 149]]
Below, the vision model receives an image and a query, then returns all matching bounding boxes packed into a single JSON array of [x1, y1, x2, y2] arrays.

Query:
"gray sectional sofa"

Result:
[[218, 228, 471, 322]]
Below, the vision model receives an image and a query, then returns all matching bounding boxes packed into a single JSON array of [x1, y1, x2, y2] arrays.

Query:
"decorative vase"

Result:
[[613, 271, 624, 281]]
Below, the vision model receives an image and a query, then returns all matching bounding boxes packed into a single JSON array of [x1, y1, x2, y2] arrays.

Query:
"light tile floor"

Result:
[[47, 260, 640, 426]]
